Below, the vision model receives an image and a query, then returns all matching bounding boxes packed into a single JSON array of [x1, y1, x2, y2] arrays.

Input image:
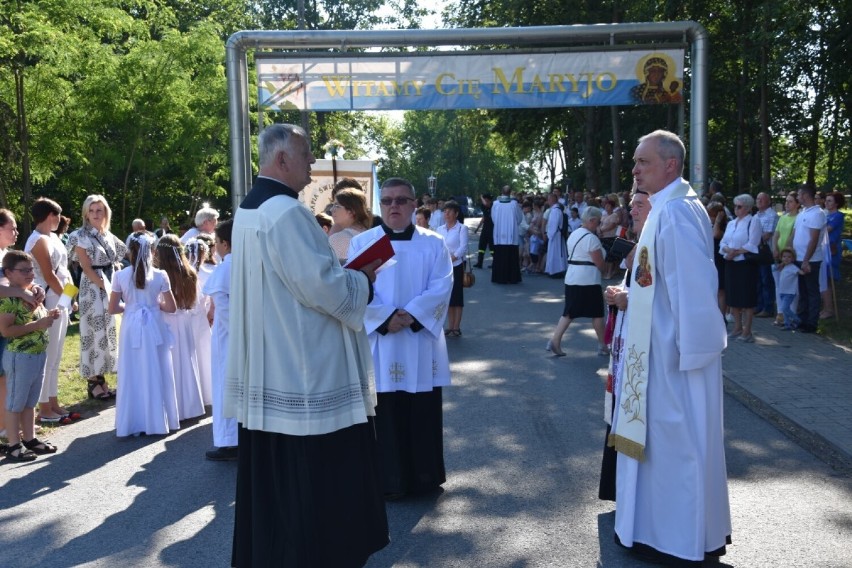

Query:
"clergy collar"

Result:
[[381, 223, 415, 241], [498, 196, 512, 202], [240, 176, 299, 209]]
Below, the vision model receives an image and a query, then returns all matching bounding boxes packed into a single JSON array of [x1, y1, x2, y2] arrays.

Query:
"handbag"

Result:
[[462, 259, 475, 288], [745, 241, 774, 265], [744, 219, 774, 265]]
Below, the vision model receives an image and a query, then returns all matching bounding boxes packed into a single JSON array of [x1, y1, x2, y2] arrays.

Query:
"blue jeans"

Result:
[[778, 293, 800, 328], [756, 264, 775, 313]]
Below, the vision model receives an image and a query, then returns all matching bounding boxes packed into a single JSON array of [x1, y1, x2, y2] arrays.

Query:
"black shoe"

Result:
[[798, 325, 816, 333], [472, 264, 482, 269], [205, 446, 238, 461]]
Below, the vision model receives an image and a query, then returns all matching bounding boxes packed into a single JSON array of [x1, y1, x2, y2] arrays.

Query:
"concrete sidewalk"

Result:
[[719, 314, 852, 473]]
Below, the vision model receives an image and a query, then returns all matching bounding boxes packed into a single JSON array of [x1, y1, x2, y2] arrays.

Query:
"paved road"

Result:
[[2, 223, 851, 567]]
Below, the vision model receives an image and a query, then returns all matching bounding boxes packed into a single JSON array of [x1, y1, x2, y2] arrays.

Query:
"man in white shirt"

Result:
[[180, 207, 219, 243], [124, 219, 154, 262], [754, 192, 779, 317], [790, 184, 827, 333], [124, 218, 148, 247], [426, 197, 444, 230], [573, 191, 588, 217]]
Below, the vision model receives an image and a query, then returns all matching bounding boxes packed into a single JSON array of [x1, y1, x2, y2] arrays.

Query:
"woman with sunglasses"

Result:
[[719, 194, 763, 343]]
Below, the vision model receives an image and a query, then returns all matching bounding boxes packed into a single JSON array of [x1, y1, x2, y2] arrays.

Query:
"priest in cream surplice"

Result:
[[348, 177, 454, 498], [225, 124, 388, 568], [612, 130, 731, 565]]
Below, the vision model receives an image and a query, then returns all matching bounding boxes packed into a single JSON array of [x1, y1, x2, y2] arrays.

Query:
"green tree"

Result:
[[0, 0, 136, 234], [69, 20, 232, 231], [376, 110, 533, 198]]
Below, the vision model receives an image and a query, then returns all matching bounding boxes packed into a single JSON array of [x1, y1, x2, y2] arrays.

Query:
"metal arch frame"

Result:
[[226, 22, 709, 209]]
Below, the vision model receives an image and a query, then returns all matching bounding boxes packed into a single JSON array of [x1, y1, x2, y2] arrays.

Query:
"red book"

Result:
[[344, 233, 395, 270]]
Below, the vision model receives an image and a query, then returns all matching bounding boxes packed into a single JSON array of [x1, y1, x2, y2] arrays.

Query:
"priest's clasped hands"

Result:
[[387, 309, 415, 333]]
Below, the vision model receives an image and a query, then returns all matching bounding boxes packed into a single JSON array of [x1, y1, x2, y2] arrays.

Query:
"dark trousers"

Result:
[[756, 264, 775, 313], [796, 261, 821, 328], [476, 230, 494, 266]]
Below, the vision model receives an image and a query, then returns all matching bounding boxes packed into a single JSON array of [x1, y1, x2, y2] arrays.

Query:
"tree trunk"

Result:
[[759, 22, 772, 192], [14, 65, 32, 241], [541, 150, 555, 188], [610, 107, 622, 192], [584, 107, 599, 193], [806, 37, 828, 189], [315, 111, 328, 149], [736, 59, 749, 193], [806, 93, 824, 190], [122, 139, 138, 232], [825, 101, 840, 188]]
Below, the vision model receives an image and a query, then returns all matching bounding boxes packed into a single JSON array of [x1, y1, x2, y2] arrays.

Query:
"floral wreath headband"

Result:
[[156, 238, 186, 271], [184, 238, 209, 268], [129, 232, 155, 275]]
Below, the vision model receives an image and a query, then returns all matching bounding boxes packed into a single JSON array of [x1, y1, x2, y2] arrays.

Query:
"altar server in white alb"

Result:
[[202, 219, 237, 462], [348, 177, 454, 498], [544, 192, 567, 277], [225, 124, 388, 568], [610, 130, 731, 565], [490, 185, 523, 284]]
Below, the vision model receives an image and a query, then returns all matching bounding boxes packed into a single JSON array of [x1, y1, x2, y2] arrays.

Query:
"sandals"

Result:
[[87, 377, 115, 400], [22, 437, 57, 455], [38, 415, 64, 425], [5, 443, 38, 462], [39, 414, 74, 425], [445, 329, 462, 337]]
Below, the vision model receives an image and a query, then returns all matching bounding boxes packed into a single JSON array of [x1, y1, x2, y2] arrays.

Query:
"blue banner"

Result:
[[258, 50, 685, 111]]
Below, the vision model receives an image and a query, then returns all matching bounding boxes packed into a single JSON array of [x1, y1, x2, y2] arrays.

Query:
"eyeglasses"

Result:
[[330, 203, 345, 210], [379, 197, 415, 207], [8, 267, 34, 274]]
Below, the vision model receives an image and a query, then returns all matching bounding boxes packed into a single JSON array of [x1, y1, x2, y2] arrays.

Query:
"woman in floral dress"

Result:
[[67, 195, 126, 399]]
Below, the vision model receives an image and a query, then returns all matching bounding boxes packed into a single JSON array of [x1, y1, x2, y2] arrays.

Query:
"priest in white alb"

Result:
[[544, 192, 567, 277], [611, 130, 731, 565], [348, 177, 454, 498]]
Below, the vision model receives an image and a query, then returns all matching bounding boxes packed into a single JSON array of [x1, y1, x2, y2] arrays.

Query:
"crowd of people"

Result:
[[709, 184, 845, 338], [0, 120, 846, 567], [0, 198, 236, 462], [464, 174, 845, 346]]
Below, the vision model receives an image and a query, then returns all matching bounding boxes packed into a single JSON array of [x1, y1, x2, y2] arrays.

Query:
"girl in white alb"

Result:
[[108, 232, 179, 437], [156, 235, 209, 421]]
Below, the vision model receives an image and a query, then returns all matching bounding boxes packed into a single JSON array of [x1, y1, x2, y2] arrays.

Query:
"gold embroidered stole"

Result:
[[609, 180, 694, 461]]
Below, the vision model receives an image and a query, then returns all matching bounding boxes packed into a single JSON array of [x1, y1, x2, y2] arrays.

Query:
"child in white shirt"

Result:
[[777, 248, 804, 330]]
